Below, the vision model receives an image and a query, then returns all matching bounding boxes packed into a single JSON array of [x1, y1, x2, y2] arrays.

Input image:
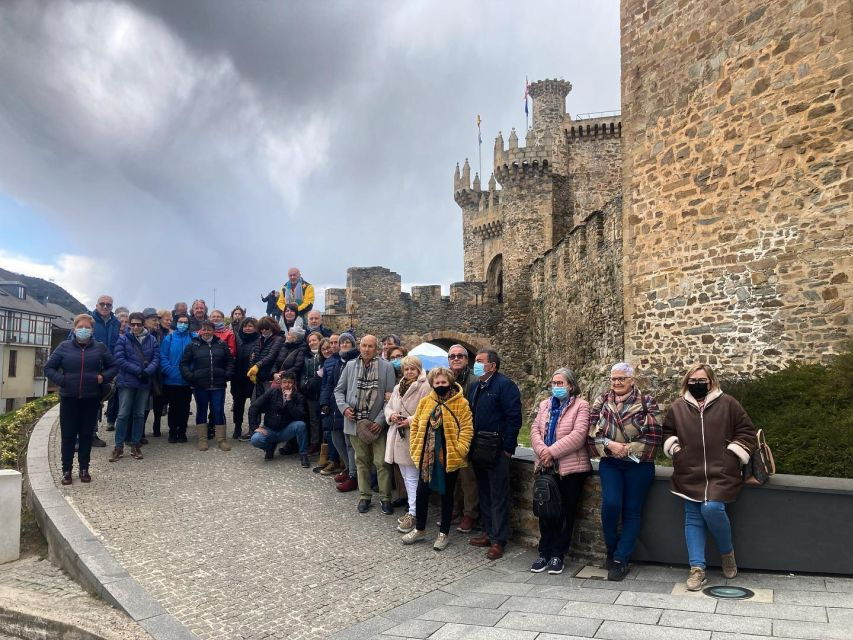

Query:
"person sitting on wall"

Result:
[[304, 309, 332, 338], [662, 363, 756, 591], [248, 372, 310, 467], [587, 362, 662, 581], [276, 267, 315, 319], [278, 303, 304, 334]]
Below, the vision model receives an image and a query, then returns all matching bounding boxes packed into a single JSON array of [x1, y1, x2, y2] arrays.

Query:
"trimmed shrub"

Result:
[[0, 395, 59, 470]]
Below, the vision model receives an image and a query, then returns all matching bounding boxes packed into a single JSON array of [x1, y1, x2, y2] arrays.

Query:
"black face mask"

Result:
[[433, 385, 451, 397], [687, 382, 710, 399]]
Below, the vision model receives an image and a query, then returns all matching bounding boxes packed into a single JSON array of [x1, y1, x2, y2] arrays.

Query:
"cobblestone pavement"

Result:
[[47, 402, 502, 640], [333, 553, 853, 640]]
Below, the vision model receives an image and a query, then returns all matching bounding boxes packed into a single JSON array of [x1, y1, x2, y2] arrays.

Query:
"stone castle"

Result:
[[323, 0, 851, 402]]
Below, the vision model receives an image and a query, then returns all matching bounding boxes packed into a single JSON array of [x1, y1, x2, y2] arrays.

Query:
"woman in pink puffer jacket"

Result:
[[529, 367, 592, 575]]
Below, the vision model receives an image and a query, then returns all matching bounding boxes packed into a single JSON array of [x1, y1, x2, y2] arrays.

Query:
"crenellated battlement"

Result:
[[566, 119, 622, 142]]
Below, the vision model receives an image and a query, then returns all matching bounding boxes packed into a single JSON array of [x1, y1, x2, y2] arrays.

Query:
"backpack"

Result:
[[532, 469, 563, 521]]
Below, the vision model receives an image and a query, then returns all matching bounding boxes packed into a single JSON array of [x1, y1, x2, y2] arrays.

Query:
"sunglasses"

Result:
[[98, 302, 113, 307], [129, 322, 143, 327], [448, 354, 467, 360]]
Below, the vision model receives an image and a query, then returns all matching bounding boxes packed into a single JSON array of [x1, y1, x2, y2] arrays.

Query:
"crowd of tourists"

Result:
[[44, 266, 758, 591]]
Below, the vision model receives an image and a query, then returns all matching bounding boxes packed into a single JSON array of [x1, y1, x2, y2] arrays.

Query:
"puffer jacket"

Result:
[[662, 389, 756, 503], [250, 334, 283, 383], [45, 338, 117, 399], [301, 350, 324, 400], [384, 373, 431, 465], [89, 310, 120, 353], [213, 327, 237, 358], [276, 340, 307, 379], [319, 349, 359, 432], [530, 396, 592, 476], [180, 336, 234, 390], [467, 372, 523, 455], [159, 330, 193, 386], [232, 330, 259, 397], [114, 331, 160, 389], [409, 384, 474, 473], [248, 387, 307, 431]]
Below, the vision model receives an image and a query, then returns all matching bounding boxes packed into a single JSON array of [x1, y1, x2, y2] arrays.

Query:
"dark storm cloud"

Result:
[[0, 0, 619, 314]]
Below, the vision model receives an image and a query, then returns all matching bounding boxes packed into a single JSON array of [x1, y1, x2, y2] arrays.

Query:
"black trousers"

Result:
[[232, 391, 251, 428], [474, 454, 512, 546], [60, 396, 100, 472], [415, 470, 458, 534], [164, 385, 192, 438], [151, 393, 167, 433], [538, 471, 589, 559]]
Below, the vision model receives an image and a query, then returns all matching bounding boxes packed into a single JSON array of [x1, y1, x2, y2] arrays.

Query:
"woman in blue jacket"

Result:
[[110, 312, 160, 462], [160, 312, 194, 443], [45, 314, 117, 485]]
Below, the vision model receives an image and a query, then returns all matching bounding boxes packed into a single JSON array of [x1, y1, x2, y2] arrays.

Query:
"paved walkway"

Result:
[[46, 407, 852, 640]]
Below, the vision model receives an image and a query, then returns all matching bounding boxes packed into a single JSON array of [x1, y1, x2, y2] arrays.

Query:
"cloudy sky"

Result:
[[0, 0, 620, 316]]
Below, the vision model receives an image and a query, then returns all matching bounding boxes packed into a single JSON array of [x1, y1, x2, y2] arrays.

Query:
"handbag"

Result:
[[469, 430, 502, 467], [743, 429, 775, 486], [532, 467, 563, 521], [100, 379, 116, 403], [356, 418, 380, 445]]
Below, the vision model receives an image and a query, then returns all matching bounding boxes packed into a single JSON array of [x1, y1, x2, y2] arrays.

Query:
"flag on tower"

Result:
[[477, 114, 482, 144], [524, 77, 529, 117]]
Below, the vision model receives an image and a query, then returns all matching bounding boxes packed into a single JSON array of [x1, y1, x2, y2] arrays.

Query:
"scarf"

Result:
[[398, 377, 414, 398], [285, 278, 304, 306], [544, 395, 574, 447], [589, 385, 661, 462], [134, 329, 149, 344], [354, 357, 379, 420], [420, 401, 447, 494]]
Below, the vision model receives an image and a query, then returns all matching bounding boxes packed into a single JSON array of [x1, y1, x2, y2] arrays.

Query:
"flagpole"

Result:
[[477, 115, 482, 181], [525, 76, 530, 131]]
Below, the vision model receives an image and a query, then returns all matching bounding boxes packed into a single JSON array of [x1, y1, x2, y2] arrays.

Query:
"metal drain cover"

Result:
[[703, 585, 755, 599]]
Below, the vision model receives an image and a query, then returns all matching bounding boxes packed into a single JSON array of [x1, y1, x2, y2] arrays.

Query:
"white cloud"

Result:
[[0, 250, 112, 308]]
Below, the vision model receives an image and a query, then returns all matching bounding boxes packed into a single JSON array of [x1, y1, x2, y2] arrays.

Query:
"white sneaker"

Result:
[[433, 533, 450, 551], [402, 529, 426, 545], [397, 513, 416, 533]]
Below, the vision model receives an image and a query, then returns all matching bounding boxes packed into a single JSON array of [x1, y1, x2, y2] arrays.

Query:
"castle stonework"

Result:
[[324, 0, 851, 401]]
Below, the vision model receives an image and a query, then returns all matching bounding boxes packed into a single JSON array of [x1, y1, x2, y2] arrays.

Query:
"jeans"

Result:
[[194, 388, 226, 425], [115, 386, 150, 448], [684, 500, 733, 569], [400, 464, 419, 516], [164, 385, 192, 438], [352, 430, 392, 501], [331, 431, 356, 478], [538, 471, 589, 560], [59, 396, 99, 472], [599, 457, 655, 564], [250, 421, 308, 454], [474, 453, 511, 546], [415, 470, 458, 534]]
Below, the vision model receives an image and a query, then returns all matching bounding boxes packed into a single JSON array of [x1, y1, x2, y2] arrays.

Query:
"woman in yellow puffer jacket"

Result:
[[402, 367, 473, 551]]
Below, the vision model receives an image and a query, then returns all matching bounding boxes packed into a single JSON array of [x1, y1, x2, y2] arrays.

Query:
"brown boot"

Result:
[[721, 551, 737, 579], [215, 425, 231, 451], [197, 425, 208, 451], [316, 443, 329, 467], [320, 460, 343, 476], [469, 534, 491, 548], [108, 446, 123, 462]]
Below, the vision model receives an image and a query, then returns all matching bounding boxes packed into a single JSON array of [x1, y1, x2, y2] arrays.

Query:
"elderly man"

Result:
[[172, 302, 188, 327], [87, 295, 121, 444], [304, 310, 332, 338], [467, 349, 522, 560], [334, 335, 396, 514], [447, 344, 480, 533], [277, 268, 315, 319]]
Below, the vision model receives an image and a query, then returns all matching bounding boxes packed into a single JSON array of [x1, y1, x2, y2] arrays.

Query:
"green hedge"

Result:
[[723, 348, 852, 479], [0, 394, 58, 470]]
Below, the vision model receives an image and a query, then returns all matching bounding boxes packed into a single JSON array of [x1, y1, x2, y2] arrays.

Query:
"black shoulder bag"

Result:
[[468, 384, 502, 467]]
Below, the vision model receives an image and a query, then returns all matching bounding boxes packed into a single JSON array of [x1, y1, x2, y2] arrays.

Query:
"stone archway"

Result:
[[486, 254, 503, 303], [415, 330, 492, 359]]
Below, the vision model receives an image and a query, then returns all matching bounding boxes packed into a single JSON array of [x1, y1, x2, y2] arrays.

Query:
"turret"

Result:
[[528, 79, 572, 133], [508, 128, 519, 149], [473, 172, 481, 191], [461, 158, 471, 187], [453, 163, 461, 191]]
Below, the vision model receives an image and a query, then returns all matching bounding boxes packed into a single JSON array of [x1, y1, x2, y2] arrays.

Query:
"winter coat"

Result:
[[278, 314, 304, 335], [45, 338, 117, 399], [159, 330, 193, 386], [662, 390, 757, 503], [276, 279, 315, 314], [250, 334, 283, 383], [300, 350, 324, 400], [89, 310, 120, 354], [180, 336, 234, 390], [452, 367, 480, 397], [319, 350, 358, 432], [530, 396, 593, 476], [383, 373, 431, 465], [466, 372, 523, 455], [232, 330, 259, 397], [213, 327, 237, 358], [409, 385, 474, 473], [304, 325, 332, 339], [248, 387, 307, 431], [276, 340, 307, 379], [334, 356, 396, 436], [114, 332, 161, 389], [262, 291, 278, 315]]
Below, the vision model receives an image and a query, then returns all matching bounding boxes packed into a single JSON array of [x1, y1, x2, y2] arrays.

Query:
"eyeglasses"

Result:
[[610, 376, 631, 383], [448, 354, 467, 360], [129, 322, 143, 327], [98, 302, 113, 308]]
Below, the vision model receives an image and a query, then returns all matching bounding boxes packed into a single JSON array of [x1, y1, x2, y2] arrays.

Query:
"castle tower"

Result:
[[529, 79, 571, 134]]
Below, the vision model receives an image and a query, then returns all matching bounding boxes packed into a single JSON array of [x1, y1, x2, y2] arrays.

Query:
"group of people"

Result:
[[45, 268, 759, 590]]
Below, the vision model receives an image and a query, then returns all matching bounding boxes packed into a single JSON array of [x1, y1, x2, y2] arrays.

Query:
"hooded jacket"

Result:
[[662, 389, 756, 503], [114, 331, 161, 389], [45, 338, 117, 399], [409, 384, 474, 473], [159, 330, 193, 386], [180, 335, 234, 390]]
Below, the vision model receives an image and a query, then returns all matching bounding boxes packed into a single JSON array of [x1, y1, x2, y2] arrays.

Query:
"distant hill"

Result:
[[0, 267, 88, 314]]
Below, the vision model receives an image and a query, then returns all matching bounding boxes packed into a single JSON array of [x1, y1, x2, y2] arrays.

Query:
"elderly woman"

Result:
[[45, 314, 117, 485], [232, 317, 260, 439], [210, 309, 237, 358], [246, 316, 284, 411], [384, 355, 431, 533], [529, 367, 592, 575], [321, 332, 359, 490], [663, 364, 756, 590], [402, 367, 473, 551], [588, 362, 661, 581]]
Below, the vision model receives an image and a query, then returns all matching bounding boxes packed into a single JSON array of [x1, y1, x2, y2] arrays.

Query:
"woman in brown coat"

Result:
[[662, 364, 756, 591]]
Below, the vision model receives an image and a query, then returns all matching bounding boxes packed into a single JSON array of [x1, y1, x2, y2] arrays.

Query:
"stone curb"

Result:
[[24, 405, 196, 640]]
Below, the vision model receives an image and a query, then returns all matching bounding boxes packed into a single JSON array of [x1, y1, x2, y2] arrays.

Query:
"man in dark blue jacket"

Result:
[[466, 349, 522, 560], [88, 295, 121, 443]]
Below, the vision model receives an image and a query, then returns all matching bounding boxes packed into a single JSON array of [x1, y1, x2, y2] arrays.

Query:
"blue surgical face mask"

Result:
[[213, 322, 225, 330], [176, 323, 189, 333], [472, 362, 486, 377], [391, 359, 401, 370], [552, 386, 568, 399], [74, 327, 93, 341]]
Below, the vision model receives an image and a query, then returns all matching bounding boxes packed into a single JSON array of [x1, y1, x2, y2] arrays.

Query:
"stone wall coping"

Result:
[[25, 404, 197, 640], [512, 446, 853, 494]]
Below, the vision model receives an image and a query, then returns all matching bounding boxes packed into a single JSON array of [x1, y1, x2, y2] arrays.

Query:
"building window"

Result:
[[1, 310, 51, 345], [8, 349, 17, 377]]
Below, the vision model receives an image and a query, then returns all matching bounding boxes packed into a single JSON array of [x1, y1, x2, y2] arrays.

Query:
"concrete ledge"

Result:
[[24, 405, 196, 639]]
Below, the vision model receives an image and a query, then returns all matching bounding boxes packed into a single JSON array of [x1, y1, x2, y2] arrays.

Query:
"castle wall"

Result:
[[621, 0, 852, 392], [566, 123, 622, 226]]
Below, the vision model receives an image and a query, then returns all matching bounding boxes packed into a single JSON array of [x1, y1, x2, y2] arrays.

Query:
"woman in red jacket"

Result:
[[530, 367, 592, 575], [209, 310, 237, 358]]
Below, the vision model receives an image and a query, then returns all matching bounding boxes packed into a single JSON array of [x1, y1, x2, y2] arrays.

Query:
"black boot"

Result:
[[177, 427, 188, 443], [264, 444, 275, 461], [232, 424, 242, 440], [207, 423, 214, 440]]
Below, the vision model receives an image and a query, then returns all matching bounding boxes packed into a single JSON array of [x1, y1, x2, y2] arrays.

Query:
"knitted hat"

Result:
[[339, 331, 356, 347], [142, 307, 158, 319]]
